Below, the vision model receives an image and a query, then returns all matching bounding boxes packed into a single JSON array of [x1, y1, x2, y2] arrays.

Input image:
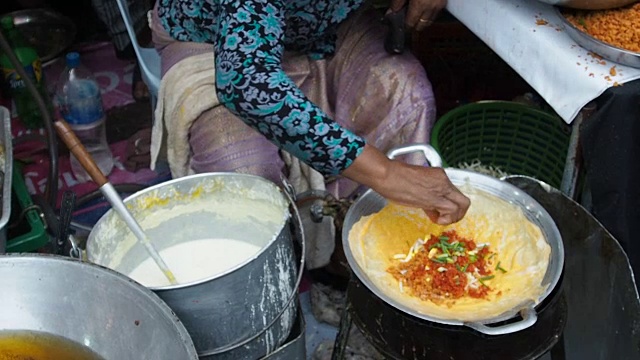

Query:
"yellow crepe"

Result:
[[348, 184, 551, 322]]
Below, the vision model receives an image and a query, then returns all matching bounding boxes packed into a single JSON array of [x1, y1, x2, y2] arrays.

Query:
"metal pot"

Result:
[[0, 254, 199, 359], [342, 144, 564, 335], [85, 173, 304, 359]]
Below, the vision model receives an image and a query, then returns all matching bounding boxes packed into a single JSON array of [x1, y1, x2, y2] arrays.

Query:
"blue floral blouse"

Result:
[[157, 0, 367, 175]]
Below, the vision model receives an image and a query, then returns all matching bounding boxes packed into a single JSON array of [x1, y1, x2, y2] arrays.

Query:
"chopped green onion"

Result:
[[487, 253, 496, 260], [446, 257, 455, 264], [431, 257, 446, 264], [478, 275, 495, 286], [578, 17, 587, 29], [462, 264, 469, 272], [469, 255, 478, 263], [496, 261, 508, 273], [439, 236, 450, 242], [456, 264, 462, 272]]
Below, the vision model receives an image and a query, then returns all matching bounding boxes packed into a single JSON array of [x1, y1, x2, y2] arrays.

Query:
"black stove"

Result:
[[332, 271, 566, 360], [331, 177, 640, 360]]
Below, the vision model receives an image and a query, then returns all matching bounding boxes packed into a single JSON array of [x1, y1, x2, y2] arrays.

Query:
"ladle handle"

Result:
[[54, 119, 108, 186]]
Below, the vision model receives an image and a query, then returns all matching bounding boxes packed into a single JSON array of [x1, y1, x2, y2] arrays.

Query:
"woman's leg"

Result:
[[188, 106, 285, 185], [151, 1, 285, 183]]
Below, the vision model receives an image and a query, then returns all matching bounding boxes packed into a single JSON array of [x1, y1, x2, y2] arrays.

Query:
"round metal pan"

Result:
[[342, 144, 565, 335], [536, 0, 638, 10], [553, 6, 640, 68]]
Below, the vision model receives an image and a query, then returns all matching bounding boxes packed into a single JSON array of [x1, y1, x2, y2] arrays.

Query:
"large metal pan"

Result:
[[342, 144, 564, 335], [552, 6, 640, 68], [535, 0, 638, 10]]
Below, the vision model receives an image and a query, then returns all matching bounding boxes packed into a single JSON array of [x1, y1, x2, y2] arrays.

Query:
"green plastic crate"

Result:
[[6, 162, 48, 252], [431, 101, 571, 189]]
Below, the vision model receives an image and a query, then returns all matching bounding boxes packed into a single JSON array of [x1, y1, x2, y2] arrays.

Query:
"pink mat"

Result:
[[5, 42, 168, 209]]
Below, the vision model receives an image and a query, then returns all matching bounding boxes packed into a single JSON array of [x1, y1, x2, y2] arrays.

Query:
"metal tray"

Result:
[[0, 106, 14, 253], [554, 6, 640, 68]]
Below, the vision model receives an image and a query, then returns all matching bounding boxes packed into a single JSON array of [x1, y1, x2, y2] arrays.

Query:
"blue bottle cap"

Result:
[[66, 52, 80, 68]]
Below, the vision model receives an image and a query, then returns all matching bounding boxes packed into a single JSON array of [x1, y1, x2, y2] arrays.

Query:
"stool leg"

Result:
[[332, 303, 353, 360]]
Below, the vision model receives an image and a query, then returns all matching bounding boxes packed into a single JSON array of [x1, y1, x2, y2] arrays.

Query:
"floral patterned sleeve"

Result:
[[213, 0, 365, 176]]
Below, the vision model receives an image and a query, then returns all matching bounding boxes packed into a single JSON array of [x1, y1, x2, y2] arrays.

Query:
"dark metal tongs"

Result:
[[384, 6, 407, 55]]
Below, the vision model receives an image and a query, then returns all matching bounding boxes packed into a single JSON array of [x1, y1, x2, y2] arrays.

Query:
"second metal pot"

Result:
[[86, 173, 304, 359]]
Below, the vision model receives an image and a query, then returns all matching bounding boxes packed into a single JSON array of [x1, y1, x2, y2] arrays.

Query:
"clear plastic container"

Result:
[[55, 52, 113, 182]]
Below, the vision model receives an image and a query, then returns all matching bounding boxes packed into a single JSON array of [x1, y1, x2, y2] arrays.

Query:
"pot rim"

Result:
[[87, 172, 292, 290]]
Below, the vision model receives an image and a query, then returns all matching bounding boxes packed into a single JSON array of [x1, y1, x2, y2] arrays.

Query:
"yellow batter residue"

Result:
[[348, 184, 551, 322]]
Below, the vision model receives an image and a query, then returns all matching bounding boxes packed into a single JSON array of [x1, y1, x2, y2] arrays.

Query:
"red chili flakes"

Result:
[[388, 231, 498, 303]]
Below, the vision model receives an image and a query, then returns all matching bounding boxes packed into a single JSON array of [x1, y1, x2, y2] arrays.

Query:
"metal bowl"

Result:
[[536, 0, 638, 10], [7, 8, 76, 64], [0, 254, 199, 359], [342, 144, 565, 335], [553, 6, 640, 68]]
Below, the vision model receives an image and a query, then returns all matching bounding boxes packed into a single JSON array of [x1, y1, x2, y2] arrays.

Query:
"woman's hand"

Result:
[[342, 145, 470, 225], [389, 0, 447, 31]]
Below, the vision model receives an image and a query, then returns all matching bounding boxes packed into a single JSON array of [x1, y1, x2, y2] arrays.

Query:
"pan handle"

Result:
[[386, 143, 443, 167], [465, 307, 538, 336]]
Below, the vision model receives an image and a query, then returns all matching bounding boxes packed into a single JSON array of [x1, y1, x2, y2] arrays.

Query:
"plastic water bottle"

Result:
[[56, 52, 114, 182], [0, 15, 53, 129]]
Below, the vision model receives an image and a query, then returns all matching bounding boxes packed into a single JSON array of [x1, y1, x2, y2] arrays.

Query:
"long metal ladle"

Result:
[[54, 119, 178, 285]]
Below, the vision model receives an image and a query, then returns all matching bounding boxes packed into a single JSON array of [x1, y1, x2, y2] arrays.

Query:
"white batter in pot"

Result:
[[128, 238, 262, 287]]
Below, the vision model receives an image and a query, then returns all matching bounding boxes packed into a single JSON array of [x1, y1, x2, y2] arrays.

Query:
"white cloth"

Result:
[[151, 52, 219, 178], [447, 0, 640, 124], [282, 152, 336, 270]]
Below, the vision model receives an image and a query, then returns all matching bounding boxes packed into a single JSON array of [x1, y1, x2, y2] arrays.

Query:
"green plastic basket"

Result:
[[431, 101, 571, 189]]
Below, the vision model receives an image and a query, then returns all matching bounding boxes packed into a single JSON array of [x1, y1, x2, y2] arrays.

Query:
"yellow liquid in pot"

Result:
[[0, 331, 104, 360]]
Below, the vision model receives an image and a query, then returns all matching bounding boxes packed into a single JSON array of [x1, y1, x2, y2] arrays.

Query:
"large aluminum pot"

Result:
[[86, 173, 304, 359], [535, 0, 638, 10], [342, 144, 564, 336], [0, 254, 198, 359]]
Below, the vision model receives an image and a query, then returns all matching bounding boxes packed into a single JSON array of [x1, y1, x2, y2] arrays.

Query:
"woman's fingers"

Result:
[[424, 209, 440, 223], [424, 194, 469, 225], [341, 145, 470, 226], [406, 0, 447, 31], [446, 186, 471, 222]]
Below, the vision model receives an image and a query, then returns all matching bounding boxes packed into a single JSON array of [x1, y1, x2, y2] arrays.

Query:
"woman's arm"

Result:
[[214, 0, 468, 224], [343, 144, 470, 224], [214, 0, 364, 176]]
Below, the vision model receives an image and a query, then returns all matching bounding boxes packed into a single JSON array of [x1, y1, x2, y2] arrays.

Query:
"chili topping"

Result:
[[388, 230, 506, 303]]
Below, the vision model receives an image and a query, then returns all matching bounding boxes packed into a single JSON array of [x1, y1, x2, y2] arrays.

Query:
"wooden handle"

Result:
[[54, 119, 109, 186]]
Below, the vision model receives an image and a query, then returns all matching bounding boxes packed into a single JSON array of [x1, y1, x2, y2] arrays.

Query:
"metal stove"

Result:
[[332, 273, 566, 360], [331, 176, 640, 360]]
